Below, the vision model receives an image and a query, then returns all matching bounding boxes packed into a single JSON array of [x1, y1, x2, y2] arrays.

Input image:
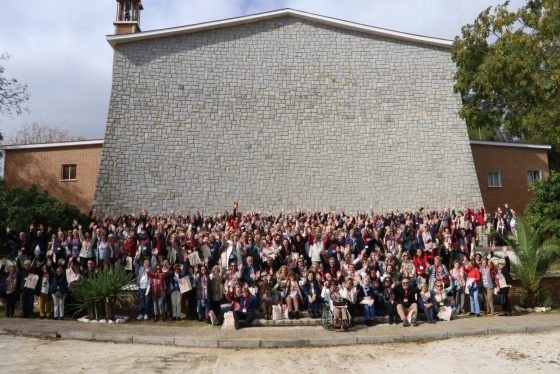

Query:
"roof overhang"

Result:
[[470, 140, 552, 150], [106, 8, 453, 49], [0, 139, 104, 151]]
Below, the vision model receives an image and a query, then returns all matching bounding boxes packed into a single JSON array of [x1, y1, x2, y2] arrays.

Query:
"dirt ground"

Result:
[[0, 330, 559, 374]]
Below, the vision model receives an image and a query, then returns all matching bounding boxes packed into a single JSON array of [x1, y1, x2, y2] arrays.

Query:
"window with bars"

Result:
[[61, 164, 77, 181], [487, 172, 501, 187], [527, 170, 542, 185]]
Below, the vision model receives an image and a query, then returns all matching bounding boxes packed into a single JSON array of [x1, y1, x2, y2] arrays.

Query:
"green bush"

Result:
[[0, 180, 88, 255], [72, 268, 136, 320], [525, 170, 560, 240]]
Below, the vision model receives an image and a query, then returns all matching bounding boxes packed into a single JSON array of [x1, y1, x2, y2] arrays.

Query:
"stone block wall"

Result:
[[94, 16, 482, 214]]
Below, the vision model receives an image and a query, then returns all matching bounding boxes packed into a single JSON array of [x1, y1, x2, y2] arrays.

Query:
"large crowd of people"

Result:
[[0, 204, 517, 330]]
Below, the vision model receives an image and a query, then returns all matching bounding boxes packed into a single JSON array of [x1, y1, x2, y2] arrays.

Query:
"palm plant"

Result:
[[501, 219, 560, 307], [73, 268, 136, 320]]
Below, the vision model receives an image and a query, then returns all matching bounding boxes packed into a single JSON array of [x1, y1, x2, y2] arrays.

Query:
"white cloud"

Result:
[[0, 0, 526, 141]]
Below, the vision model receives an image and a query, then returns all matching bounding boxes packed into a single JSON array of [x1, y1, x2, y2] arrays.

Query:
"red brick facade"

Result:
[[470, 142, 550, 214], [3, 141, 103, 213]]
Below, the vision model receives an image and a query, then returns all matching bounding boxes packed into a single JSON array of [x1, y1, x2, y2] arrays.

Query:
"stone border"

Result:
[[3, 323, 560, 349]]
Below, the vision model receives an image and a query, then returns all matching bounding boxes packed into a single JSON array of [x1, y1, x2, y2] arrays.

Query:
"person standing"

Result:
[[496, 248, 513, 316], [479, 258, 495, 315], [50, 267, 69, 320]]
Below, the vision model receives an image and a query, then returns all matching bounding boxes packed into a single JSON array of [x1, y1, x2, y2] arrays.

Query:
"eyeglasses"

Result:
[[435, 285, 443, 288], [402, 282, 409, 285]]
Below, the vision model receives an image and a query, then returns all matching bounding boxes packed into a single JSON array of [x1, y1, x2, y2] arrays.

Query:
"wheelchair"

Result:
[[320, 302, 353, 331]]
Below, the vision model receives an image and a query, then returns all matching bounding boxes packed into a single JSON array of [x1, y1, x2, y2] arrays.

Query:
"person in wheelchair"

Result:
[[321, 280, 350, 330]]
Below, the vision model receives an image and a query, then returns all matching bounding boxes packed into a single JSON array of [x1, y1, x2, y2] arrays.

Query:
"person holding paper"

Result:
[[18, 259, 38, 318]]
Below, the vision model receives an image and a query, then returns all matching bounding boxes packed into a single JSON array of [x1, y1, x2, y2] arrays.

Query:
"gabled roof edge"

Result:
[[106, 8, 453, 49]]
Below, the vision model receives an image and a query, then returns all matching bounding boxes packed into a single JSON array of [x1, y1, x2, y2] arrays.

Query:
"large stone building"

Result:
[[94, 4, 484, 214]]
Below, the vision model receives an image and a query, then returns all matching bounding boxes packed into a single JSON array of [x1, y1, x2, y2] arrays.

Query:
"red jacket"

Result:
[[413, 252, 434, 275], [466, 267, 480, 282]]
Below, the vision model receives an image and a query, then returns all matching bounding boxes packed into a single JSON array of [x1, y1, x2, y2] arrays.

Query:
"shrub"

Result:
[[0, 180, 88, 255], [72, 268, 136, 320]]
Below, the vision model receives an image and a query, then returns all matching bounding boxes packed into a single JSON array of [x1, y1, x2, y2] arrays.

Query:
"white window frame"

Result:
[[487, 171, 502, 188], [61, 164, 77, 181], [527, 169, 542, 186]]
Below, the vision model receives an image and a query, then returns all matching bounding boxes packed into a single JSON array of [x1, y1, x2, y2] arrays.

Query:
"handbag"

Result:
[[282, 304, 289, 319], [221, 311, 235, 330], [437, 306, 452, 321], [272, 305, 283, 320]]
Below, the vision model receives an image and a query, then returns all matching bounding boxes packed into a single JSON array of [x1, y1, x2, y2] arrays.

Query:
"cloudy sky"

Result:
[[0, 0, 524, 141]]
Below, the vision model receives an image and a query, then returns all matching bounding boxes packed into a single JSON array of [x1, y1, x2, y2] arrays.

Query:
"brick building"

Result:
[[470, 141, 551, 215], [1, 140, 103, 213]]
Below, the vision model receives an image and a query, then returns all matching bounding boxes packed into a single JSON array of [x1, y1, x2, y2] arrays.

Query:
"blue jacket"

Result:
[[234, 294, 257, 315], [302, 280, 321, 299]]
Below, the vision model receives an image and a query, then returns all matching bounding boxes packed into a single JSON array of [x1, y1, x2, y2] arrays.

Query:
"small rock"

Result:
[[89, 320, 99, 323], [514, 305, 525, 312], [526, 308, 534, 313], [108, 320, 114, 324], [98, 319, 107, 324]]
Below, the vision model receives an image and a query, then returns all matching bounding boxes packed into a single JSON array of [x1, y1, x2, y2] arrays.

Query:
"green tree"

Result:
[[501, 219, 560, 307], [452, 1, 560, 148], [525, 170, 560, 239], [0, 181, 88, 255]]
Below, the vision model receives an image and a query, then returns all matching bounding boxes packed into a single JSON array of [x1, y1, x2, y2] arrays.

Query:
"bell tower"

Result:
[[114, 0, 143, 35]]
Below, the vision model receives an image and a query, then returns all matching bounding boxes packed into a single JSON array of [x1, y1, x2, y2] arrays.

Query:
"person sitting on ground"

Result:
[[432, 279, 455, 319], [321, 280, 349, 331], [284, 272, 302, 319], [394, 277, 419, 327], [233, 286, 257, 329], [357, 275, 376, 326], [302, 270, 321, 318], [258, 276, 273, 320], [418, 282, 436, 324]]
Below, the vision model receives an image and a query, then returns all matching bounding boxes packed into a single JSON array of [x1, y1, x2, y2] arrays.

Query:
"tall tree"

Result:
[[6, 122, 85, 145], [452, 1, 560, 148]]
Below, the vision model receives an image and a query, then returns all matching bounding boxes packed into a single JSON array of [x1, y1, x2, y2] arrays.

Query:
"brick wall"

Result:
[[95, 15, 482, 215], [470, 144, 549, 214], [4, 144, 102, 212]]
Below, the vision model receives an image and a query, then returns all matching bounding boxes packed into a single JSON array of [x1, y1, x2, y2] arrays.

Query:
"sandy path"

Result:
[[0, 331, 559, 373]]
